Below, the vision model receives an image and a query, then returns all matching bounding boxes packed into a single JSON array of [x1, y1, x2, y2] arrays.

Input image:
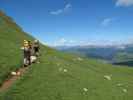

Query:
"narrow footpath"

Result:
[[0, 67, 28, 92]]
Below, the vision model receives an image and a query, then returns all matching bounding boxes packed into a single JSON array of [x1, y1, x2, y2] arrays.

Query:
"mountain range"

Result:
[[56, 44, 133, 66]]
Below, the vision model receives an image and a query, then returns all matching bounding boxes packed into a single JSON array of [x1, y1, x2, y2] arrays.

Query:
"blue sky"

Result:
[[0, 0, 133, 46]]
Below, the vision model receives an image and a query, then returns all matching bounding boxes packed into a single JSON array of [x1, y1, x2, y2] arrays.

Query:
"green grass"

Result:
[[1, 11, 133, 100], [0, 11, 34, 85], [1, 47, 133, 100]]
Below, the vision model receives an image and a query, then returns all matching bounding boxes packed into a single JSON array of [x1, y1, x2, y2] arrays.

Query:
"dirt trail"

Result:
[[0, 67, 28, 92]]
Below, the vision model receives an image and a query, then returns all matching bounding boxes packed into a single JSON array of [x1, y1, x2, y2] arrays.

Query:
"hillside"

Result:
[[0, 11, 133, 100], [0, 10, 33, 85]]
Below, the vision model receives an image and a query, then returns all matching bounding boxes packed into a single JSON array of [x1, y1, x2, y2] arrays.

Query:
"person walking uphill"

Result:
[[21, 40, 32, 67], [33, 40, 40, 57]]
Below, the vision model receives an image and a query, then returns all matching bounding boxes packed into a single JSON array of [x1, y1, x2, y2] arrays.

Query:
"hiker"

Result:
[[21, 40, 32, 67], [28, 40, 34, 57], [33, 40, 40, 57], [28, 40, 37, 63]]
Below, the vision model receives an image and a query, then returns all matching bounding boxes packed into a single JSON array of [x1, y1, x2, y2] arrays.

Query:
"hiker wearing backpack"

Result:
[[33, 40, 40, 57], [29, 40, 37, 63]]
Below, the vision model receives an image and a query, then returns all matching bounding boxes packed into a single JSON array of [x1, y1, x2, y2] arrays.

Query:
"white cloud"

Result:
[[64, 4, 72, 11], [53, 38, 115, 47], [116, 0, 133, 7], [53, 38, 67, 46], [50, 9, 63, 15], [50, 3, 72, 15], [101, 18, 114, 27], [53, 38, 77, 46], [59, 38, 67, 43], [51, 38, 133, 47]]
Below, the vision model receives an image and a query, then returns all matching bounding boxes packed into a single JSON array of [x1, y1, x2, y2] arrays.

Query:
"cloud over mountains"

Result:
[[116, 0, 133, 7]]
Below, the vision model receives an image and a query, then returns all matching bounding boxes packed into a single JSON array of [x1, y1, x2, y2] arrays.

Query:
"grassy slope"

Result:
[[1, 11, 133, 100], [1, 47, 133, 100], [0, 11, 33, 85]]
